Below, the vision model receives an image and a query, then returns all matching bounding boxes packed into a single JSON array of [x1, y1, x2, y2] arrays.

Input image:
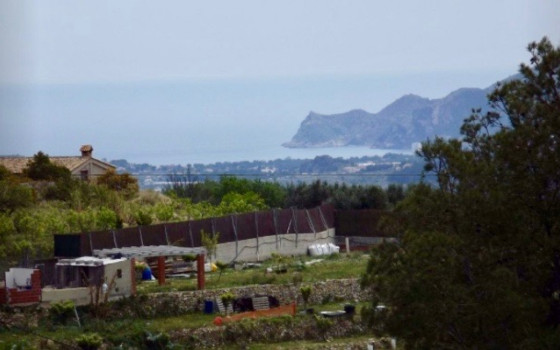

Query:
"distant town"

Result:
[[110, 152, 428, 190]]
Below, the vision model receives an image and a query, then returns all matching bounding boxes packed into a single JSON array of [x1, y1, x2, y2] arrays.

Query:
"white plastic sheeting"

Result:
[[308, 243, 340, 256]]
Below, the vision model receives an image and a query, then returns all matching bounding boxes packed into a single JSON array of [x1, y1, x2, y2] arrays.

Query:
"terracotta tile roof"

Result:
[[0, 156, 114, 174], [51, 157, 89, 171], [0, 157, 31, 174]]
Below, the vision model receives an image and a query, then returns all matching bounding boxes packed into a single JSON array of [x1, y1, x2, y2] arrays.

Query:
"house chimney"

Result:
[[80, 145, 93, 158]]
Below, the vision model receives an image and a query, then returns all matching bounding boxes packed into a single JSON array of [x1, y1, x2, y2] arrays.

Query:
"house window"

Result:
[[117, 269, 122, 279], [80, 170, 89, 181]]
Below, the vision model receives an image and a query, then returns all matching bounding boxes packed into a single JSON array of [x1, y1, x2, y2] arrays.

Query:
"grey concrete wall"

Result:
[[215, 228, 336, 263]]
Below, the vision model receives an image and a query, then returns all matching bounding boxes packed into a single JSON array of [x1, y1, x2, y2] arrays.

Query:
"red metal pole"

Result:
[[157, 256, 166, 285], [197, 253, 205, 290]]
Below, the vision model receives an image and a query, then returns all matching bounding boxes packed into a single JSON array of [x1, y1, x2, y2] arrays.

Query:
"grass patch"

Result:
[[246, 335, 376, 350], [136, 252, 368, 294]]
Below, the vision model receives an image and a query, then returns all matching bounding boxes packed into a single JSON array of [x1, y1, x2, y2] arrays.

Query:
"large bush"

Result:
[[362, 37, 560, 348]]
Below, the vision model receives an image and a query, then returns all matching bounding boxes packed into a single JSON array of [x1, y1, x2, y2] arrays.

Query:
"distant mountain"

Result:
[[283, 80, 507, 150]]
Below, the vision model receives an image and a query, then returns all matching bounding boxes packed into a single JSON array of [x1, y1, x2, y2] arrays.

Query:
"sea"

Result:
[[115, 143, 414, 166]]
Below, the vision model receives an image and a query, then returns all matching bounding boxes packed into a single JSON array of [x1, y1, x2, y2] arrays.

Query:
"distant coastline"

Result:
[[112, 145, 414, 167]]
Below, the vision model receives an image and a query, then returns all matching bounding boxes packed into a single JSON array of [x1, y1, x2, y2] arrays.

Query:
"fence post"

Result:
[[292, 208, 299, 248], [273, 209, 279, 250], [88, 232, 94, 255], [164, 225, 170, 245], [306, 209, 316, 237], [188, 221, 194, 247], [157, 256, 166, 285], [345, 237, 350, 254], [255, 212, 260, 261], [318, 206, 329, 231], [138, 227, 144, 246], [231, 215, 239, 260], [112, 230, 118, 248], [197, 253, 205, 290]]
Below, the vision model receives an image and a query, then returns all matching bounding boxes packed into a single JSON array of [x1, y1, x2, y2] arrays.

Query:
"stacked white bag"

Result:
[[308, 243, 340, 256]]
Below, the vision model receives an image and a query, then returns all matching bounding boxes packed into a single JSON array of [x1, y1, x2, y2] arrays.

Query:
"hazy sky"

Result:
[[2, 0, 558, 85], [0, 1, 559, 164]]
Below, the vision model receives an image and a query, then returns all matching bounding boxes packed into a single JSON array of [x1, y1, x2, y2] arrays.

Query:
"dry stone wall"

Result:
[[145, 278, 367, 312]]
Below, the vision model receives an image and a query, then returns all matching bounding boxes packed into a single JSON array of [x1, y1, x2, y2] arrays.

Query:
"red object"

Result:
[[197, 253, 205, 290], [213, 316, 223, 326], [212, 303, 296, 325], [157, 256, 166, 285], [1, 270, 42, 305]]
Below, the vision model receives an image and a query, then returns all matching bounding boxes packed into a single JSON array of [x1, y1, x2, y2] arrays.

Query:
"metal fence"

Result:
[[54, 204, 335, 258], [333, 209, 397, 252], [333, 209, 393, 237]]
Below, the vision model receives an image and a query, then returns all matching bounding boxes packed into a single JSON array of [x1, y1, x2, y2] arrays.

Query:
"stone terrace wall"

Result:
[[145, 278, 367, 312]]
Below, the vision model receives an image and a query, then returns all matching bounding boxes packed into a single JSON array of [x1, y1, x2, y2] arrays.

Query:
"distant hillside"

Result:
[[283, 80, 507, 149]]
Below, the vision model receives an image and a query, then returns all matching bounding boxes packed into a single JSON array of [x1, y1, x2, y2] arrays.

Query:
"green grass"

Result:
[[137, 252, 369, 294], [246, 335, 376, 350], [148, 312, 217, 331]]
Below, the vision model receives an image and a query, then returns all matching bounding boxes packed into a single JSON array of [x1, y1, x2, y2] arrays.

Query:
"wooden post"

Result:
[[130, 258, 137, 296], [345, 237, 350, 254], [157, 256, 166, 285], [197, 253, 205, 290]]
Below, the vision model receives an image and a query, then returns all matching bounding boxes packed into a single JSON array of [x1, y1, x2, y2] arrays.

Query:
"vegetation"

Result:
[[300, 285, 312, 310], [136, 252, 367, 294], [23, 151, 71, 182], [361, 37, 560, 349], [75, 333, 103, 350], [165, 175, 402, 210], [49, 300, 77, 325], [220, 291, 235, 316], [201, 229, 219, 261], [96, 169, 139, 199], [0, 254, 373, 349], [1, 151, 405, 270], [215, 261, 228, 281]]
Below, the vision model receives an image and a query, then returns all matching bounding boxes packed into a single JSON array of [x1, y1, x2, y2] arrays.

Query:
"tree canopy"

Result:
[[23, 151, 71, 181], [362, 37, 560, 348]]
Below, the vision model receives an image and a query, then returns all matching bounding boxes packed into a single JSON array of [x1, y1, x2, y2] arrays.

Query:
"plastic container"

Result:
[[344, 304, 355, 314], [141, 267, 152, 280], [204, 300, 214, 314]]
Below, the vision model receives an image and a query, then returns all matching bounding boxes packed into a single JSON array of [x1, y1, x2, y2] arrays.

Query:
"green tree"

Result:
[[216, 191, 267, 215], [96, 207, 119, 230], [201, 229, 219, 261], [24, 151, 71, 181], [0, 165, 11, 181], [362, 37, 560, 348], [0, 180, 34, 213], [96, 169, 139, 199], [386, 184, 405, 207], [154, 202, 174, 222]]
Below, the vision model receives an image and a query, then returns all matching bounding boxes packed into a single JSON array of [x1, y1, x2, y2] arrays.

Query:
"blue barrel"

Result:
[[204, 300, 214, 314], [142, 266, 152, 280]]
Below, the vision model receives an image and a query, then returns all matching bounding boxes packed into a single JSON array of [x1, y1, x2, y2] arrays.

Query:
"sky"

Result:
[[0, 1, 559, 164]]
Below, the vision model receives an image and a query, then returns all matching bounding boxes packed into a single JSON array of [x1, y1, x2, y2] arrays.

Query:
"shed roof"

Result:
[[56, 256, 127, 267], [93, 245, 206, 259]]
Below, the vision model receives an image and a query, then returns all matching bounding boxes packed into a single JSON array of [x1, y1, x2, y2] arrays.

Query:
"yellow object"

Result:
[[211, 263, 218, 272]]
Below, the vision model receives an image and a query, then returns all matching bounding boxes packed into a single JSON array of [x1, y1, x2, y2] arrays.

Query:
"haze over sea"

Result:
[[1, 72, 506, 166], [124, 144, 412, 166]]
